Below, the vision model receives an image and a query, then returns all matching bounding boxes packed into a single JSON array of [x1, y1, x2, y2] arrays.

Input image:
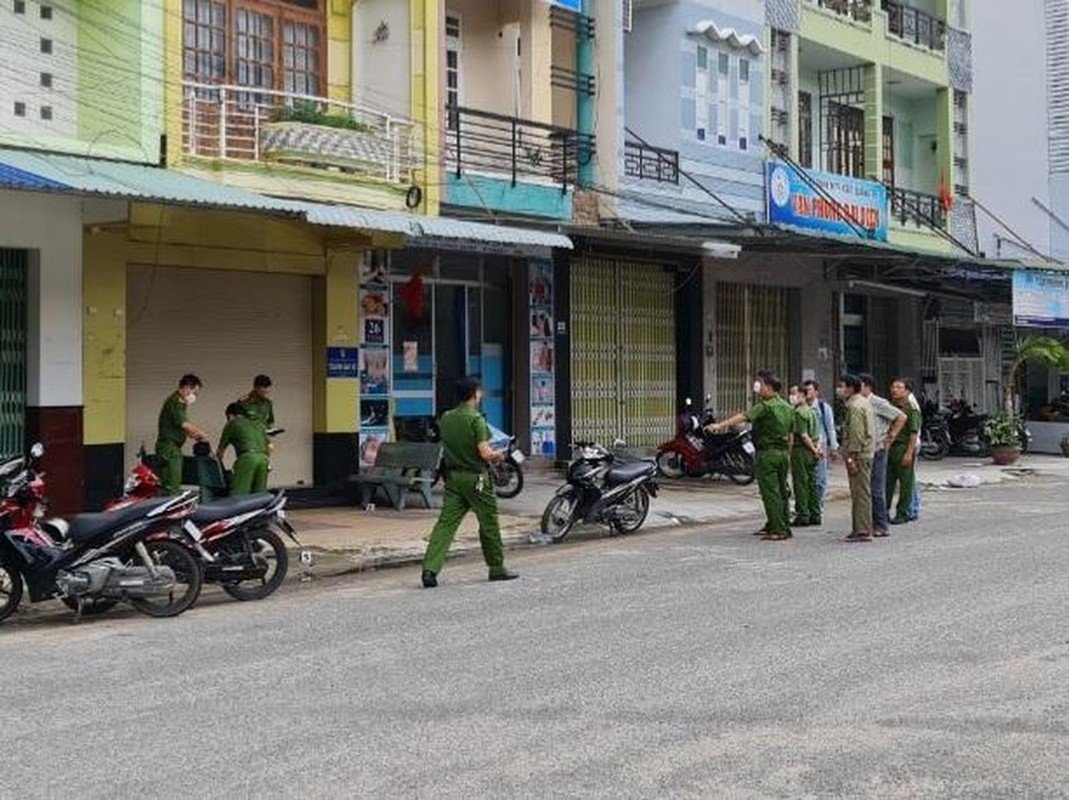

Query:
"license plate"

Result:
[[742, 442, 755, 455], [511, 451, 526, 464]]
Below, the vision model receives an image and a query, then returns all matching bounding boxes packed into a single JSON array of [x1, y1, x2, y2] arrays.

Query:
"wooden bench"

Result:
[[349, 441, 441, 510]]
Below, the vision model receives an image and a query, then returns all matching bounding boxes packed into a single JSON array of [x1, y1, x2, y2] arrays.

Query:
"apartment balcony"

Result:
[[805, 0, 874, 25], [624, 137, 679, 185], [890, 187, 946, 229], [882, 0, 946, 52], [181, 82, 416, 186]]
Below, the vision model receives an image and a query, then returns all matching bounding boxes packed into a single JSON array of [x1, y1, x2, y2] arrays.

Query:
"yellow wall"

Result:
[[328, 0, 353, 103], [163, 0, 183, 166], [411, 0, 441, 215], [313, 249, 361, 434], [83, 228, 128, 445]]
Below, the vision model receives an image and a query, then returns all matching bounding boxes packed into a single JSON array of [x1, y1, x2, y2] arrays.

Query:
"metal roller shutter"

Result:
[[0, 249, 26, 457], [571, 257, 676, 448], [126, 265, 314, 487], [714, 283, 790, 415]]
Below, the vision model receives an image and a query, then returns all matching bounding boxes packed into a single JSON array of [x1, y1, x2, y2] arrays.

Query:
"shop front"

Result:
[[1013, 268, 1069, 454]]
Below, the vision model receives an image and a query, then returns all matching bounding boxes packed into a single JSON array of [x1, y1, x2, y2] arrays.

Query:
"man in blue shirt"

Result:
[[804, 379, 838, 513]]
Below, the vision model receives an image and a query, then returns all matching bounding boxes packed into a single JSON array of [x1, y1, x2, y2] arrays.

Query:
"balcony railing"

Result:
[[624, 139, 679, 184], [890, 187, 946, 229], [446, 104, 594, 191], [883, 1, 946, 51], [807, 0, 873, 24], [182, 81, 416, 184]]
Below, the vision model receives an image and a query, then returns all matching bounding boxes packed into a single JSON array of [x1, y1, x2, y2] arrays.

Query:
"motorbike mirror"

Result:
[[29, 442, 44, 459]]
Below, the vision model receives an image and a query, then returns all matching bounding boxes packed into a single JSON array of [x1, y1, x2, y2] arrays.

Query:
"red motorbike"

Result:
[[106, 461, 311, 602], [655, 397, 755, 485]]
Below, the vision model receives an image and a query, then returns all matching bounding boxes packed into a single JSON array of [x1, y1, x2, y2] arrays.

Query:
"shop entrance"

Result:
[[0, 248, 27, 456]]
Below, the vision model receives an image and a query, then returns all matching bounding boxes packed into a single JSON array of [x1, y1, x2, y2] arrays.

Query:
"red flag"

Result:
[[398, 267, 426, 320], [939, 170, 954, 213]]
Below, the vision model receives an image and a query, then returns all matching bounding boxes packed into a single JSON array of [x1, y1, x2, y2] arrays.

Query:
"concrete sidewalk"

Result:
[[287, 453, 1069, 579]]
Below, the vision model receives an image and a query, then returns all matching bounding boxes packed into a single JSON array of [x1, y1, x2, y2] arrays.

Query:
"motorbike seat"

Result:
[[191, 493, 276, 525], [605, 460, 655, 486], [67, 498, 176, 543]]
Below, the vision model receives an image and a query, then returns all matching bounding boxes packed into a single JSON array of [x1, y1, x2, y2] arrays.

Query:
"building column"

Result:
[[312, 248, 360, 486], [576, 0, 597, 187], [935, 86, 955, 196], [82, 229, 127, 510], [410, 0, 440, 215], [863, 61, 883, 183]]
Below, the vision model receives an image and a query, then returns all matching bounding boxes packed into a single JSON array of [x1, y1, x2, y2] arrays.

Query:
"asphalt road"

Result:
[[2, 479, 1068, 798]]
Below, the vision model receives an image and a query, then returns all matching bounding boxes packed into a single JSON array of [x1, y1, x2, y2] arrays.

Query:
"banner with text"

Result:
[[1013, 269, 1069, 328], [766, 161, 888, 242]]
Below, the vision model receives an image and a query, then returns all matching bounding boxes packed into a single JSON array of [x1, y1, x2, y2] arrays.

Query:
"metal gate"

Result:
[[715, 283, 790, 415], [0, 249, 27, 457], [571, 257, 676, 447]]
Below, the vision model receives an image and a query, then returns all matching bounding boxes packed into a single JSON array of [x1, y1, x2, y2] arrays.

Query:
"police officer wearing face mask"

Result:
[[155, 373, 209, 495]]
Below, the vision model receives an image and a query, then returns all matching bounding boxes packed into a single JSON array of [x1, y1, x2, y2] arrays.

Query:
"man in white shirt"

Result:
[[860, 374, 907, 537], [803, 379, 838, 511]]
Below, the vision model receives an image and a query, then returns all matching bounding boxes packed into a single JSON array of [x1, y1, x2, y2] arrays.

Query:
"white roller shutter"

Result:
[[126, 265, 314, 487]]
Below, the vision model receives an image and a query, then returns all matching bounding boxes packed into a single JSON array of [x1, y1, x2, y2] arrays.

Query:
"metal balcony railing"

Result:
[[890, 187, 946, 229], [624, 139, 679, 184], [181, 81, 416, 184], [807, 0, 873, 24], [883, 1, 946, 51], [445, 104, 594, 191]]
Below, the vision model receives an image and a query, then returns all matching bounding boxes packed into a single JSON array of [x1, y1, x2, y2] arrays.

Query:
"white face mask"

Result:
[[752, 380, 763, 395], [789, 394, 800, 405], [184, 392, 197, 405]]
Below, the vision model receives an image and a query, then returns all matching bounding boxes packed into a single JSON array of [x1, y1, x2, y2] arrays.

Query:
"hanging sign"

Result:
[[1012, 269, 1069, 328], [766, 161, 888, 242]]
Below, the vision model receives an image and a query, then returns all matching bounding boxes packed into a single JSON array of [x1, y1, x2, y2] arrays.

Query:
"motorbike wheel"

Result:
[[655, 451, 685, 479], [611, 486, 650, 535], [221, 528, 289, 602], [0, 560, 23, 623], [60, 596, 119, 616], [492, 461, 524, 499], [726, 452, 756, 486], [541, 488, 579, 542], [129, 539, 203, 618], [919, 430, 949, 461]]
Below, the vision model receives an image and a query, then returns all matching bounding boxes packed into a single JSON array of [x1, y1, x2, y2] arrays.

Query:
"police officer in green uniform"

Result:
[[887, 378, 921, 524], [709, 371, 794, 541], [155, 374, 209, 495], [240, 374, 276, 458], [421, 377, 519, 588], [788, 383, 823, 527], [217, 403, 270, 495]]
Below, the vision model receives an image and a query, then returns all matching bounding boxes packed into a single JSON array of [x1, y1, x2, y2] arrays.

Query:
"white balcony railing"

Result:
[[182, 81, 417, 185]]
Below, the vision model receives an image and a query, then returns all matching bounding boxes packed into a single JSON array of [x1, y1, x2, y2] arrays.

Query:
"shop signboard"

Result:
[[546, 0, 582, 10], [766, 161, 888, 242], [1012, 269, 1069, 328]]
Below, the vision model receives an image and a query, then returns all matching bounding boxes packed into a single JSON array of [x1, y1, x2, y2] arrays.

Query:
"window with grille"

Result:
[[953, 90, 970, 195], [799, 91, 813, 168], [183, 0, 226, 83], [283, 21, 319, 95], [445, 15, 462, 129], [882, 115, 895, 186]]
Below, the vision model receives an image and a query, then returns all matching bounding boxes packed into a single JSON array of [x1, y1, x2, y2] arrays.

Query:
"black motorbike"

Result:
[[0, 457, 203, 623], [540, 441, 659, 542], [920, 399, 1031, 460]]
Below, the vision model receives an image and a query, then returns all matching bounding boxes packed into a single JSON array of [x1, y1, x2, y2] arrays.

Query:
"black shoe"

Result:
[[811, 518, 822, 526], [791, 518, 812, 527], [890, 517, 909, 525], [421, 570, 438, 588], [488, 570, 519, 582]]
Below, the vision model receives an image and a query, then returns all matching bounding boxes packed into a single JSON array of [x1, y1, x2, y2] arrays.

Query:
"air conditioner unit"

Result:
[[622, 0, 633, 33]]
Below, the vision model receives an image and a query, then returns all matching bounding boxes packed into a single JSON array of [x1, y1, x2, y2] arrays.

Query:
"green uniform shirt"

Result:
[[218, 416, 268, 458], [745, 395, 793, 450], [791, 404, 819, 448], [157, 392, 187, 447], [893, 401, 921, 448], [438, 405, 490, 473], [241, 395, 275, 429]]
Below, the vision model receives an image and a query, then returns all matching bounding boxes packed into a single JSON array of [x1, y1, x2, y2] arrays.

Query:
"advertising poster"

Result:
[[359, 250, 392, 462], [1012, 269, 1069, 327], [766, 161, 889, 242], [528, 258, 556, 457]]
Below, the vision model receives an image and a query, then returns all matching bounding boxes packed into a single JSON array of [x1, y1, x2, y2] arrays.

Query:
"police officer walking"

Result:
[[709, 371, 794, 541], [217, 403, 270, 495], [421, 377, 519, 587], [155, 373, 209, 495]]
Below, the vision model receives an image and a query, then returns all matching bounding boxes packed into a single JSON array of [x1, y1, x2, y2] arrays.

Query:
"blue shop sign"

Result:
[[766, 161, 888, 242], [326, 347, 359, 379], [547, 0, 582, 10], [1012, 270, 1069, 328]]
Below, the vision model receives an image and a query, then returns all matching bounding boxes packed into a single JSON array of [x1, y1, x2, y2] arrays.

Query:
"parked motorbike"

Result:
[[106, 461, 311, 602], [655, 397, 755, 485], [920, 399, 1031, 460], [488, 423, 525, 499], [540, 441, 659, 542], [0, 445, 203, 623]]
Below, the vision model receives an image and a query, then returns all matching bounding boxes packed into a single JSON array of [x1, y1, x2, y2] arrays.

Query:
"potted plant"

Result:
[[985, 413, 1023, 465]]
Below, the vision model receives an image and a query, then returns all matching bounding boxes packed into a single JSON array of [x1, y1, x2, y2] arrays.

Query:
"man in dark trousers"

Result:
[[421, 377, 519, 587]]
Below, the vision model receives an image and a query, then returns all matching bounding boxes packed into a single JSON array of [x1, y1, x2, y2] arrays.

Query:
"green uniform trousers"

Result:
[[849, 457, 874, 534], [231, 453, 269, 496], [886, 443, 915, 520], [756, 449, 791, 536], [790, 449, 820, 524], [422, 471, 507, 576], [155, 440, 184, 496]]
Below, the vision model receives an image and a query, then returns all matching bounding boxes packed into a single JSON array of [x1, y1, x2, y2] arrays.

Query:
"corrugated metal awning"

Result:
[[412, 215, 572, 250], [0, 148, 303, 215]]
